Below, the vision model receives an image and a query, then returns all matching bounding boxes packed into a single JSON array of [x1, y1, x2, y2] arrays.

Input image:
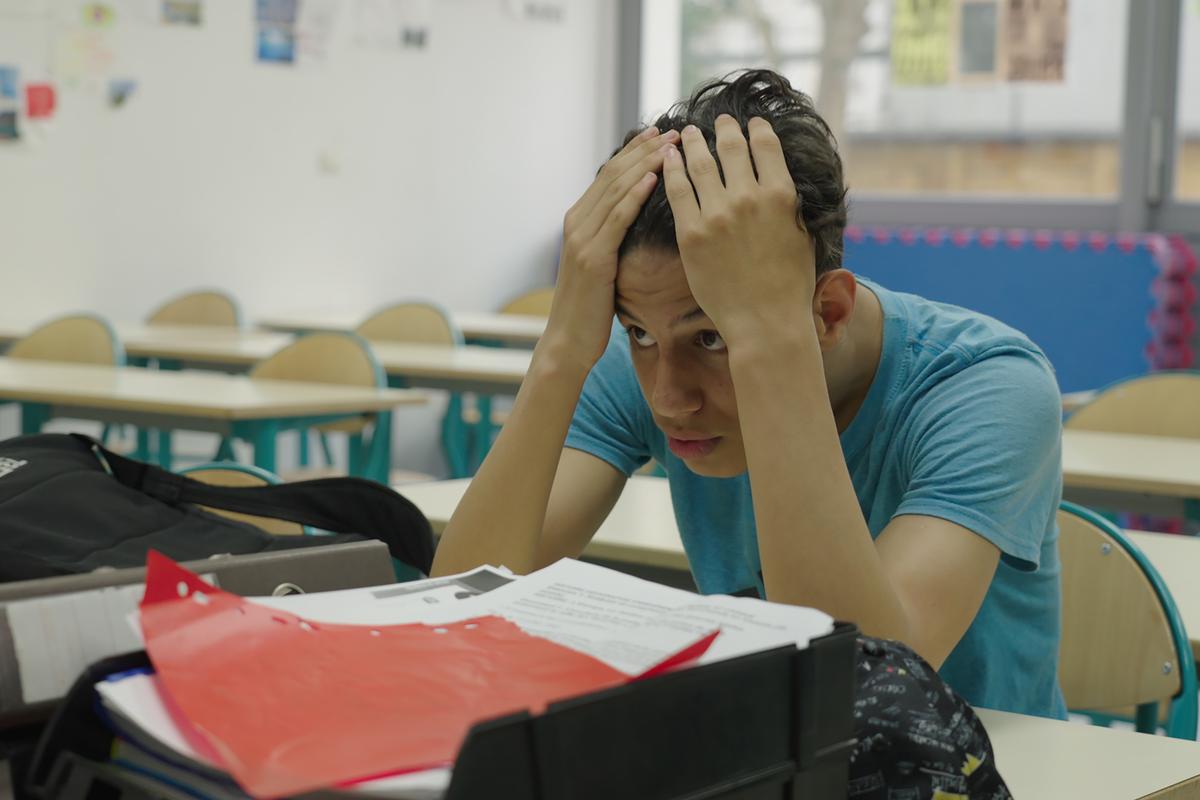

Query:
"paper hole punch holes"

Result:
[[192, 591, 210, 606], [370, 629, 381, 637], [465, 623, 478, 630], [434, 628, 448, 635], [176, 581, 189, 598], [298, 621, 315, 633]]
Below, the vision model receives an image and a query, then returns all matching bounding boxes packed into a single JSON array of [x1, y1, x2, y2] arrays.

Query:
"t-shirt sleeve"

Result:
[[893, 349, 1062, 571], [564, 326, 655, 476]]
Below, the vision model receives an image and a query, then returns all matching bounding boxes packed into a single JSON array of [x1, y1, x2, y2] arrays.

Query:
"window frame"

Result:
[[616, 0, 1200, 236]]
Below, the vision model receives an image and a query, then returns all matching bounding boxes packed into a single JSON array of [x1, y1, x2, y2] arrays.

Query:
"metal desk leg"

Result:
[[441, 393, 470, 479], [135, 428, 153, 462], [365, 411, 393, 484], [156, 430, 173, 470], [18, 403, 49, 435], [250, 420, 280, 473], [469, 394, 496, 474]]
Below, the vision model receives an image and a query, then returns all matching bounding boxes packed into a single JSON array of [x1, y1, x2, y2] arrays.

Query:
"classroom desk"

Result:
[[978, 708, 1200, 798], [407, 477, 1200, 797], [0, 321, 291, 367], [257, 310, 546, 347], [0, 358, 423, 480], [370, 342, 530, 396], [401, 475, 688, 571], [1130, 531, 1200, 659], [404, 476, 1200, 654], [0, 324, 532, 393], [1062, 429, 1200, 500]]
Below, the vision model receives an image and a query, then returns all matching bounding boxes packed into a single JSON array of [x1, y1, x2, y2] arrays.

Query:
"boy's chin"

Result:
[[677, 453, 747, 479]]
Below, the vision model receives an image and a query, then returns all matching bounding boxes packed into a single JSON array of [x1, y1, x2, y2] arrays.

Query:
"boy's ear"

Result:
[[811, 269, 857, 347]]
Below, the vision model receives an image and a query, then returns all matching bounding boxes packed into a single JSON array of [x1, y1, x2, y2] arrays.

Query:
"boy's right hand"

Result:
[[541, 126, 681, 373]]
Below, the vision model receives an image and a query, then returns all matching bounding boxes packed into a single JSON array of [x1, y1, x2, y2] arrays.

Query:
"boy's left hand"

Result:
[[662, 115, 816, 344]]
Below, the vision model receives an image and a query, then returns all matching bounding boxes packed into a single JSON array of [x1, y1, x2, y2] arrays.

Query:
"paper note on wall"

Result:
[[256, 0, 298, 64], [295, 0, 339, 61], [25, 83, 55, 118], [352, 0, 431, 50], [51, 29, 116, 88], [890, 0, 952, 85], [161, 0, 201, 25], [108, 77, 136, 107], [0, 65, 17, 99], [1004, 0, 1067, 82]]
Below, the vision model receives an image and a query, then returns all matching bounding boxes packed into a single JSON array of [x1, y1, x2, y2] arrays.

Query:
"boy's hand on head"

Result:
[[543, 126, 681, 373], [662, 115, 816, 346]]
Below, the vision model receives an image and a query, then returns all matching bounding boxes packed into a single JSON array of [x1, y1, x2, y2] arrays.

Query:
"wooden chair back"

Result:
[[7, 314, 123, 366], [146, 290, 241, 328]]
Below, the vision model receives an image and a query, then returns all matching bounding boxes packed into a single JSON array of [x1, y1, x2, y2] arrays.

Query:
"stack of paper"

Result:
[[91, 553, 833, 799]]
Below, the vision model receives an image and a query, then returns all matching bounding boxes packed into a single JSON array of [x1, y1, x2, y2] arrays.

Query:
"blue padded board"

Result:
[[844, 237, 1159, 393]]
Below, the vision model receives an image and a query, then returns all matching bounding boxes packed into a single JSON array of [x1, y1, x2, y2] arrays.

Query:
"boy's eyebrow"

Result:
[[615, 303, 709, 328]]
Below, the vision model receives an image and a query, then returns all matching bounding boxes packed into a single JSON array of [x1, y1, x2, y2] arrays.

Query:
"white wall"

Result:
[[0, 0, 618, 475]]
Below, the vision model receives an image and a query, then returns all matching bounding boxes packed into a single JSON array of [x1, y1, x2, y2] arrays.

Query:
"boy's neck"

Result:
[[829, 284, 885, 433]]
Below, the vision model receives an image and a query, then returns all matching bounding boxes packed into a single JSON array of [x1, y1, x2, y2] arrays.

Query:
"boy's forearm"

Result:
[[727, 328, 910, 640], [430, 342, 591, 577]]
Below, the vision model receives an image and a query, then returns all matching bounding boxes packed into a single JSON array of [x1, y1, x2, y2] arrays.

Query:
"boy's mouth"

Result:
[[667, 435, 722, 459]]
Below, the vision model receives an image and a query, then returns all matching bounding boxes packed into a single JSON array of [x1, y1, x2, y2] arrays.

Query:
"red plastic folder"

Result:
[[139, 552, 716, 798]]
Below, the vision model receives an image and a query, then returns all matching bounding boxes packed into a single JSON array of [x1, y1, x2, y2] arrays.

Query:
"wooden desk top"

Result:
[[401, 476, 688, 570], [978, 708, 1200, 799], [0, 358, 423, 420], [1, 322, 532, 389], [257, 310, 545, 346], [1062, 429, 1200, 499], [370, 342, 531, 389], [0, 321, 291, 366]]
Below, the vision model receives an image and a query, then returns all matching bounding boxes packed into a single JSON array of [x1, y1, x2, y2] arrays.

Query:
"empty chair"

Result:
[[7, 313, 124, 366], [353, 301, 462, 481], [1066, 371, 1200, 529], [500, 287, 554, 318], [1065, 372, 1200, 439], [239, 332, 389, 481], [177, 462, 308, 535], [146, 289, 241, 328], [1057, 501, 1197, 739], [355, 301, 464, 346], [6, 314, 125, 438]]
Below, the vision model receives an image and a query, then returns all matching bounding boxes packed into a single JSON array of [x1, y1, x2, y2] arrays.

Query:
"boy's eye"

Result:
[[698, 330, 726, 352], [627, 326, 657, 347]]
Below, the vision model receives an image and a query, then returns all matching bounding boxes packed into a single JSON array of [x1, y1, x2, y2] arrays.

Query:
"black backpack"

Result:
[[0, 433, 434, 582], [849, 637, 1012, 798]]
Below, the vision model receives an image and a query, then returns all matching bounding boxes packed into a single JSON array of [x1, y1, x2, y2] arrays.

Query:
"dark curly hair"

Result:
[[618, 69, 848, 276]]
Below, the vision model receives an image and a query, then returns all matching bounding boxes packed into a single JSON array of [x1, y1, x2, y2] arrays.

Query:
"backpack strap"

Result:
[[71, 434, 434, 574]]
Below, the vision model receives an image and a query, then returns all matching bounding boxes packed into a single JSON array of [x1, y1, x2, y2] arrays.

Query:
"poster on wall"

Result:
[[0, 109, 18, 141], [890, 0, 952, 85], [108, 77, 136, 106], [256, 0, 298, 64], [161, 0, 202, 25], [80, 2, 117, 26], [1003, 0, 1067, 81]]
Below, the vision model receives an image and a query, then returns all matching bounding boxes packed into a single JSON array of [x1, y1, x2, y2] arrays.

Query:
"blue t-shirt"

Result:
[[565, 280, 1066, 718]]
